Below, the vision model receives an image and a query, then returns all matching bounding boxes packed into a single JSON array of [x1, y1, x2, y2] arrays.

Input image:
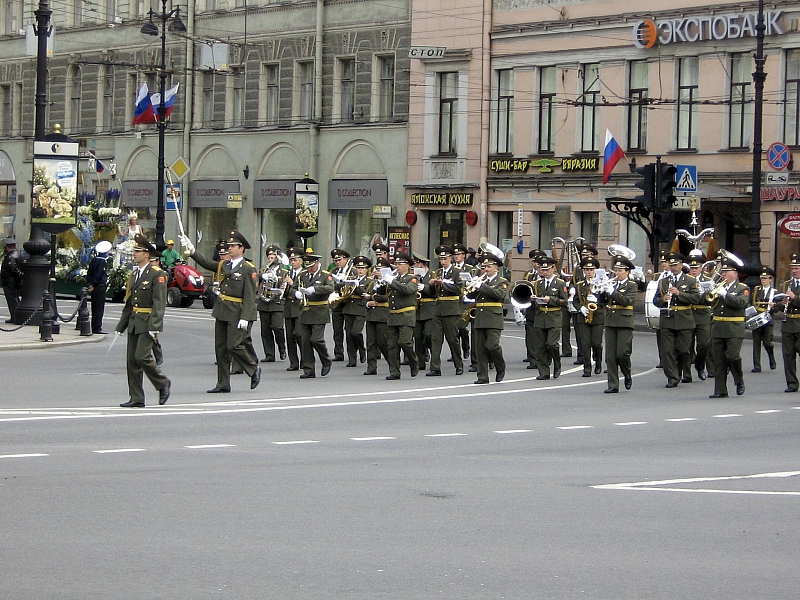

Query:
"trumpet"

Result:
[[462, 273, 489, 298]]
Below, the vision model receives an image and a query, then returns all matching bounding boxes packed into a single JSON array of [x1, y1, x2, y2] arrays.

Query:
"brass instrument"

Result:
[[586, 300, 598, 324], [552, 236, 584, 279], [463, 242, 505, 299], [328, 258, 355, 308], [607, 244, 636, 262], [461, 305, 477, 323], [258, 249, 289, 302], [510, 280, 536, 310], [705, 250, 744, 301]]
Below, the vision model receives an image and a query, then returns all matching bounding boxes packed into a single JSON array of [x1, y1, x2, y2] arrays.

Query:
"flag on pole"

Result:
[[151, 83, 180, 121], [132, 83, 156, 125], [602, 129, 625, 184]]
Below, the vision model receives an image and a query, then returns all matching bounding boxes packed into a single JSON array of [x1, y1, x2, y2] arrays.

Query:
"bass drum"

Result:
[[644, 280, 660, 329]]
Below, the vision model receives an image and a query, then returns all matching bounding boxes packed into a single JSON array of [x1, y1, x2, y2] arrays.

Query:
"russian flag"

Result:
[[94, 154, 106, 173], [152, 84, 180, 121], [602, 129, 625, 184], [132, 83, 156, 125]]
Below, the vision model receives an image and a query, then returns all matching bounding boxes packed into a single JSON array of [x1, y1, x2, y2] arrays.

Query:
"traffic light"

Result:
[[657, 162, 678, 209], [653, 211, 675, 243], [633, 162, 656, 209]]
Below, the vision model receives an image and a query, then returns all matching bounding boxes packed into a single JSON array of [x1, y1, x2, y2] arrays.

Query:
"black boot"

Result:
[[767, 347, 777, 370]]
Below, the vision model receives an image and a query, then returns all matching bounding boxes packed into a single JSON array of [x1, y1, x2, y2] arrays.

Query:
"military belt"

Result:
[[609, 305, 634, 311], [419, 298, 437, 303], [219, 293, 243, 303], [670, 305, 692, 311], [476, 302, 503, 307], [539, 307, 561, 313], [713, 316, 745, 322], [390, 306, 416, 314], [691, 305, 711, 310], [133, 307, 153, 314], [438, 296, 461, 301], [305, 300, 328, 306], [787, 314, 800, 319], [374, 302, 389, 308]]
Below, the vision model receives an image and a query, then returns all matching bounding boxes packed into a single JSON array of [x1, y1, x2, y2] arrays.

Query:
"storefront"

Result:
[[120, 180, 159, 240], [328, 179, 387, 258], [0, 151, 17, 239], [767, 186, 800, 279], [189, 180, 241, 259], [254, 179, 298, 260], [408, 189, 477, 259]]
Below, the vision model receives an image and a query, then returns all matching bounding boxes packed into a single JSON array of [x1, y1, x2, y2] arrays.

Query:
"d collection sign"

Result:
[[633, 10, 784, 49]]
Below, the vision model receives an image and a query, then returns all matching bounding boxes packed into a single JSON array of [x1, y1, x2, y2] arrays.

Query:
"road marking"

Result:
[[0, 453, 48, 459], [272, 440, 319, 445], [614, 421, 648, 426], [184, 444, 236, 449], [666, 418, 698, 422], [594, 470, 800, 496], [712, 414, 742, 418], [755, 410, 782, 414], [493, 429, 532, 434], [557, 425, 594, 430], [92, 448, 146, 454], [350, 436, 396, 441], [425, 433, 468, 437]]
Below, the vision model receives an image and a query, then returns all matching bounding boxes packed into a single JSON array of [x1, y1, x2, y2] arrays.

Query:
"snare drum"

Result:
[[745, 305, 758, 319], [745, 312, 772, 330], [644, 280, 660, 329]]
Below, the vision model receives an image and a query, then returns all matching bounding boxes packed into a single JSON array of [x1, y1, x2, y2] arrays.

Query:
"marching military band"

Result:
[[129, 231, 800, 406]]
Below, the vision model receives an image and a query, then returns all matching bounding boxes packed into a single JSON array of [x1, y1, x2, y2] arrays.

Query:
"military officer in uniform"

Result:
[[384, 252, 419, 380], [116, 235, 171, 407], [341, 255, 370, 367], [427, 245, 464, 376], [687, 253, 714, 380], [257, 244, 288, 362], [750, 266, 777, 373], [453, 243, 472, 361], [654, 250, 670, 368], [181, 230, 261, 393], [531, 255, 568, 380], [294, 249, 335, 378], [779, 254, 800, 392], [653, 252, 700, 387], [372, 242, 390, 264], [523, 250, 545, 368], [598, 256, 638, 393], [571, 257, 605, 377], [282, 248, 305, 372], [709, 258, 749, 398], [364, 258, 391, 375], [330, 248, 354, 362], [413, 252, 435, 371], [471, 253, 508, 384]]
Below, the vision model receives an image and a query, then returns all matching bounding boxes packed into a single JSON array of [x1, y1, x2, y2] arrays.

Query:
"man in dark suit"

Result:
[[181, 230, 261, 393], [115, 235, 171, 407], [471, 253, 508, 384], [709, 258, 749, 398], [342, 255, 370, 367]]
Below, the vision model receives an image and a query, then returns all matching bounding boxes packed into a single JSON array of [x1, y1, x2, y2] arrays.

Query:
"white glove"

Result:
[[716, 286, 728, 298], [237, 319, 249, 330], [116, 331, 123, 336], [604, 283, 615, 294], [294, 290, 303, 300], [417, 283, 424, 292], [587, 294, 597, 303], [333, 272, 346, 283], [149, 331, 158, 339], [580, 306, 589, 317], [306, 286, 316, 295], [179, 235, 195, 255], [383, 275, 395, 285], [568, 287, 576, 299], [261, 272, 271, 282]]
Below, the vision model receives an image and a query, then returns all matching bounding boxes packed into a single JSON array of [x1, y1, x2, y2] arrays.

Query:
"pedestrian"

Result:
[[471, 252, 508, 384], [1, 237, 24, 323], [115, 234, 171, 407], [687, 253, 714, 380], [329, 248, 354, 362], [709, 258, 749, 398], [180, 230, 261, 393], [599, 256, 638, 393], [86, 240, 111, 334]]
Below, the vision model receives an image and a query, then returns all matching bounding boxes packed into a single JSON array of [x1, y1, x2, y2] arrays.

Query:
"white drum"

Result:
[[745, 312, 772, 330], [745, 305, 758, 319], [644, 280, 660, 329]]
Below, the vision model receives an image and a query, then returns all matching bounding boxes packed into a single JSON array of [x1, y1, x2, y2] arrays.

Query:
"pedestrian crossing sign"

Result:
[[675, 164, 697, 193]]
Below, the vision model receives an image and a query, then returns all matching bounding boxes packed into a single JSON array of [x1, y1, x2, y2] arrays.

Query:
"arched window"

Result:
[[67, 65, 82, 132]]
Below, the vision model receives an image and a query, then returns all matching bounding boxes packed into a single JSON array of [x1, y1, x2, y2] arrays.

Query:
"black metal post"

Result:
[[748, 0, 766, 279], [39, 290, 53, 341], [155, 0, 168, 251]]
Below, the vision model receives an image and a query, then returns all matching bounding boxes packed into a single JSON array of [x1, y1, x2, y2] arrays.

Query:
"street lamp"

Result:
[[140, 1, 185, 250]]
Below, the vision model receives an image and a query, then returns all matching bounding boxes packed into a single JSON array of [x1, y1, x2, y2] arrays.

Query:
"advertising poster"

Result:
[[295, 190, 319, 235], [31, 156, 78, 227], [387, 226, 410, 259]]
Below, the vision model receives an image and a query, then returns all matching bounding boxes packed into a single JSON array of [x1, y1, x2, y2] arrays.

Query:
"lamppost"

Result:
[[140, 0, 185, 250], [748, 0, 766, 283]]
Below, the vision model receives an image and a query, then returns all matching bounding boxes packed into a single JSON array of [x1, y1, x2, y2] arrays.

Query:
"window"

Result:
[[677, 57, 699, 150], [628, 60, 648, 152], [126, 73, 138, 128], [4, 0, 20, 34], [580, 64, 600, 152], [102, 67, 114, 131], [728, 53, 752, 149], [106, 0, 116, 22], [68, 65, 82, 131], [13, 82, 22, 135], [337, 58, 356, 122], [438, 71, 458, 155], [72, 0, 82, 26], [202, 71, 215, 126], [784, 49, 800, 147], [295, 61, 314, 122], [536, 212, 555, 252], [579, 212, 599, 245], [1, 84, 10, 136], [494, 69, 513, 154], [538, 66, 556, 154], [377, 55, 395, 120], [262, 63, 280, 125], [232, 68, 245, 127]]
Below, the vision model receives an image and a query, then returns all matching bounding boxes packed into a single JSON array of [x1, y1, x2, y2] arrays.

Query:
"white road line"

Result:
[[557, 425, 594, 430], [666, 418, 698, 422], [594, 470, 800, 496], [0, 453, 48, 459], [184, 444, 236, 449], [493, 429, 532, 434], [755, 410, 782, 414], [272, 440, 319, 445], [614, 422, 648, 426], [350, 436, 396, 441], [712, 414, 743, 418], [92, 448, 146, 454], [425, 433, 468, 437]]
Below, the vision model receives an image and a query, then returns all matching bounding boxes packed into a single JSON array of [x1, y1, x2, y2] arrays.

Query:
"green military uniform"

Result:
[[385, 253, 419, 379], [779, 257, 800, 392], [341, 256, 370, 367], [428, 249, 465, 375], [283, 253, 304, 371], [532, 260, 568, 379], [653, 253, 700, 387], [599, 258, 638, 393], [256, 247, 288, 362], [522, 255, 542, 367], [750, 267, 777, 372], [413, 254, 436, 371], [471, 256, 508, 384], [453, 244, 472, 362], [690, 265, 714, 380], [330, 249, 354, 361], [296, 257, 335, 378], [115, 237, 170, 407], [364, 268, 390, 375], [710, 264, 749, 397], [571, 258, 605, 377]]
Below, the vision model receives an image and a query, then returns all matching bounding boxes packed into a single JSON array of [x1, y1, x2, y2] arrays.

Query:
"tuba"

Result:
[[510, 280, 536, 309], [607, 244, 636, 262], [552, 236, 584, 279]]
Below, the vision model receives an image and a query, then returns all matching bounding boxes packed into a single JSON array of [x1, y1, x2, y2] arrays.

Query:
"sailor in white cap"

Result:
[[87, 240, 113, 334]]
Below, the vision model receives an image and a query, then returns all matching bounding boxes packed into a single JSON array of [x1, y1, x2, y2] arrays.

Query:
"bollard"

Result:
[[78, 288, 92, 336], [39, 290, 53, 342]]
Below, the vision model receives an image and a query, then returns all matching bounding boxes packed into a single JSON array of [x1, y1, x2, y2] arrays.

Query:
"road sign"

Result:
[[766, 172, 789, 185], [675, 164, 697, 193], [673, 195, 700, 211], [408, 46, 445, 59], [165, 183, 182, 210], [170, 156, 190, 180], [767, 142, 791, 171]]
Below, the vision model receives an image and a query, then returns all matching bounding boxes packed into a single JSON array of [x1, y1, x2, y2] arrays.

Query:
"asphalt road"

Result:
[[2, 303, 800, 599]]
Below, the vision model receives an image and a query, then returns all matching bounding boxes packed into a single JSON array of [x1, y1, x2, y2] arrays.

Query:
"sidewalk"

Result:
[[0, 321, 106, 351]]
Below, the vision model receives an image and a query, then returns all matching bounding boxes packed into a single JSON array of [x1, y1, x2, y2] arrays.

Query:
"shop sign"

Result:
[[328, 179, 387, 210], [372, 204, 393, 219], [410, 192, 473, 206], [778, 214, 800, 238], [253, 180, 295, 209], [122, 180, 158, 207], [761, 187, 800, 202], [633, 11, 784, 49], [387, 226, 410, 258], [489, 157, 599, 174], [189, 180, 240, 208]]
